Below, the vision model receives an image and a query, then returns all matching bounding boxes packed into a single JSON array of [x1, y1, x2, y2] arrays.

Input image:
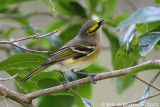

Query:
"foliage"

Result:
[[0, 0, 160, 106]]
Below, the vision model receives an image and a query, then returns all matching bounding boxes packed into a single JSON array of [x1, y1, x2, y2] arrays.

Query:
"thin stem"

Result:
[[11, 43, 52, 54], [0, 30, 58, 43], [12, 30, 58, 42], [2, 96, 8, 107], [132, 75, 160, 91], [126, 92, 160, 105], [0, 30, 58, 54]]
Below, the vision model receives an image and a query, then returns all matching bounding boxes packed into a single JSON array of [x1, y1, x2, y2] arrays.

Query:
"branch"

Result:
[[0, 84, 34, 107], [0, 60, 159, 106], [0, 30, 58, 54], [0, 74, 34, 106], [0, 30, 58, 43], [125, 92, 160, 106], [25, 60, 160, 100], [133, 75, 160, 91]]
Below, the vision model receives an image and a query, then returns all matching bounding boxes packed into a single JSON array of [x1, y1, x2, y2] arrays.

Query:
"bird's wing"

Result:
[[42, 42, 96, 66]]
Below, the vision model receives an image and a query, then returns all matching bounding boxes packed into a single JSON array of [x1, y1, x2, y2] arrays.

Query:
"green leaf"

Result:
[[0, 53, 47, 71], [42, 0, 56, 16], [103, 28, 120, 63], [59, 22, 82, 45], [155, 0, 160, 4], [76, 84, 92, 99], [81, 98, 94, 107], [136, 21, 160, 36], [1, 0, 35, 5], [13, 17, 29, 26], [3, 27, 15, 38], [38, 95, 74, 107], [6, 69, 39, 93], [55, 0, 86, 17], [69, 1, 87, 18], [74, 84, 92, 107], [140, 71, 160, 107], [102, 0, 118, 18], [114, 40, 141, 93], [114, 41, 140, 70], [37, 78, 78, 96], [46, 20, 68, 32], [48, 0, 86, 17], [37, 78, 61, 88], [32, 71, 61, 81], [139, 32, 160, 56], [117, 6, 160, 29], [84, 61, 108, 73], [119, 24, 136, 47], [87, 0, 99, 17]]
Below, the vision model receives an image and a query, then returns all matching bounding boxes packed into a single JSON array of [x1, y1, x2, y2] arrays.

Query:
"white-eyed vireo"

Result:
[[20, 19, 104, 84]]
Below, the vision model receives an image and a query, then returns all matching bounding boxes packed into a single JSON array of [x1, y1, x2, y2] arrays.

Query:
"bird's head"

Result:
[[78, 20, 104, 37]]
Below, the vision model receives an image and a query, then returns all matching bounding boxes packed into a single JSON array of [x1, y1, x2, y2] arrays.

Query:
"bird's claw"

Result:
[[62, 80, 70, 92], [90, 74, 97, 84]]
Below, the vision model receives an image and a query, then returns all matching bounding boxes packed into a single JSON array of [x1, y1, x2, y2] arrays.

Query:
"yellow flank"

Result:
[[65, 58, 74, 63], [89, 24, 98, 31]]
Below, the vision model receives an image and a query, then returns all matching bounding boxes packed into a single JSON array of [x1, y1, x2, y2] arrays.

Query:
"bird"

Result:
[[20, 19, 104, 85]]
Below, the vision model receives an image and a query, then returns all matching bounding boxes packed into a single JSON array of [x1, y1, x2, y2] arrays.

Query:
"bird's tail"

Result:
[[20, 66, 45, 83]]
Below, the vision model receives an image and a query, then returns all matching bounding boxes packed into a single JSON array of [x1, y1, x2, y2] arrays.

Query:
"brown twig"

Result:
[[0, 60, 159, 106], [12, 43, 52, 54], [132, 75, 160, 91], [125, 92, 160, 106], [0, 30, 58, 54], [0, 30, 58, 43], [0, 84, 34, 107], [2, 96, 8, 107]]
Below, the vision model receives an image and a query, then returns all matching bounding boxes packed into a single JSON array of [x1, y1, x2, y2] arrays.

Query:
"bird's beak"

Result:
[[98, 20, 104, 27], [92, 20, 104, 32]]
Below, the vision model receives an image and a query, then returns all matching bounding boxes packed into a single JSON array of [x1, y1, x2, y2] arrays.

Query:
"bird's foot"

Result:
[[71, 69, 97, 84], [62, 79, 70, 92], [59, 70, 70, 92], [89, 73, 97, 84]]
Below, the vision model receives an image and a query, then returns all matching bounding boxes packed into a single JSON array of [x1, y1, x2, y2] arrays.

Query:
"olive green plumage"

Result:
[[20, 20, 104, 83]]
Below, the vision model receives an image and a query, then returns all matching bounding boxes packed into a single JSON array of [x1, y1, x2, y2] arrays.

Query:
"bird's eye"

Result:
[[88, 31, 93, 35]]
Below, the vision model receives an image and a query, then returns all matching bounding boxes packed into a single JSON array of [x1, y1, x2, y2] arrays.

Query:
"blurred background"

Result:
[[0, 0, 160, 107]]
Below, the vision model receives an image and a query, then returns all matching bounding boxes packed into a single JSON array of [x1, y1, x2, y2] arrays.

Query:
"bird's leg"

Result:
[[71, 69, 97, 84], [58, 70, 69, 92]]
